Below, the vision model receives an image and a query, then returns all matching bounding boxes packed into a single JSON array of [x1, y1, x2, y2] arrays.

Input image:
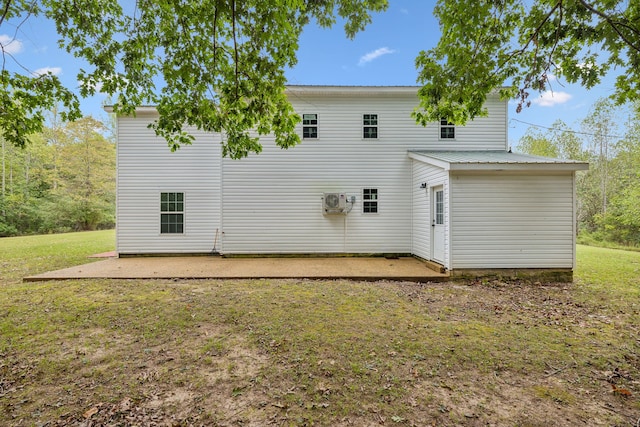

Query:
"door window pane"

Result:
[[435, 190, 444, 225]]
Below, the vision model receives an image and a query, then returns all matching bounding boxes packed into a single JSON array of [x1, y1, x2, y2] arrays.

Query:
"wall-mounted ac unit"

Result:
[[323, 192, 347, 214]]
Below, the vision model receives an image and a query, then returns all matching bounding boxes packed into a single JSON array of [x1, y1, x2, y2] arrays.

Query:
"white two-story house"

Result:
[[110, 86, 588, 278]]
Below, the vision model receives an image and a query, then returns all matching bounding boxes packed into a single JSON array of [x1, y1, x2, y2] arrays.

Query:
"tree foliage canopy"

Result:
[[2, 0, 639, 157], [1, 115, 115, 236], [1, 0, 386, 158], [414, 0, 640, 126]]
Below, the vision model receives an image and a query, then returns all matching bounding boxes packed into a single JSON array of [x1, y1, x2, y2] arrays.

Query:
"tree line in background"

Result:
[[0, 113, 115, 236], [517, 98, 640, 247]]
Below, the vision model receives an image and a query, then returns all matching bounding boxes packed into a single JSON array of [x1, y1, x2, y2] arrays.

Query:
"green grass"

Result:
[[576, 244, 640, 294], [0, 229, 114, 282], [0, 235, 639, 426]]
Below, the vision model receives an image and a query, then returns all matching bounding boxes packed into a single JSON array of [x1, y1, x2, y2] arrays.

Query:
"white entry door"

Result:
[[431, 186, 445, 263]]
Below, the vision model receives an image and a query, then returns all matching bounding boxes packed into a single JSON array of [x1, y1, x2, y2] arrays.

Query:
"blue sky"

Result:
[[3, 1, 623, 147]]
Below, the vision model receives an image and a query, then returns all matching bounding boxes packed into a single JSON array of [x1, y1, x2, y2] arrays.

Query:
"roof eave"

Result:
[[408, 151, 589, 172], [408, 152, 451, 170], [449, 163, 590, 172], [102, 105, 158, 115], [285, 85, 420, 97]]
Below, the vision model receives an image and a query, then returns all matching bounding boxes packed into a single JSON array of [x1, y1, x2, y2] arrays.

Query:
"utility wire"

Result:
[[509, 118, 624, 139]]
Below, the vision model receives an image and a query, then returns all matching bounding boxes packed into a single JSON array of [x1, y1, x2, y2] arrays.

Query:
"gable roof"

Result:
[[408, 150, 589, 171], [285, 85, 420, 97], [284, 85, 509, 98]]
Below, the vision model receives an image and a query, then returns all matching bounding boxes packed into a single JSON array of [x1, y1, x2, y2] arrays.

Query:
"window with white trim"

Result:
[[160, 192, 184, 234], [440, 118, 455, 139], [363, 188, 378, 213], [303, 114, 318, 139], [363, 114, 378, 139]]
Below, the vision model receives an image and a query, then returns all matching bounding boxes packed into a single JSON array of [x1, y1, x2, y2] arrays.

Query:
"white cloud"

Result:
[[0, 34, 23, 55], [33, 67, 62, 77], [400, 8, 409, 14], [358, 47, 395, 66], [531, 90, 572, 107]]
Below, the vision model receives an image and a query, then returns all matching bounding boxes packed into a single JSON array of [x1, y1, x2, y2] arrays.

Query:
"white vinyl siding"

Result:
[[222, 89, 504, 255], [116, 88, 512, 256], [221, 93, 437, 254], [116, 114, 221, 254], [411, 160, 449, 265], [449, 172, 575, 269], [220, 134, 413, 254]]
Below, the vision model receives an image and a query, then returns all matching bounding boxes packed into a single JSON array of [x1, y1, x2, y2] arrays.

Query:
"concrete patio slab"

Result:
[[24, 256, 448, 282]]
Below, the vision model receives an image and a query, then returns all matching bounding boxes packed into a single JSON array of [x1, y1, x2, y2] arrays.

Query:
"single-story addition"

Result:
[[109, 86, 588, 279]]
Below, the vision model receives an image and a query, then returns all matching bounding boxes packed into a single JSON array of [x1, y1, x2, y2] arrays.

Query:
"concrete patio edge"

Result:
[[23, 256, 450, 283]]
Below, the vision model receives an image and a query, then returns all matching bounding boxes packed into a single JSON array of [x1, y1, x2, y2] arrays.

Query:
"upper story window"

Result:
[[440, 118, 455, 139], [161, 192, 184, 234], [363, 114, 378, 139], [363, 188, 378, 213], [303, 114, 318, 139]]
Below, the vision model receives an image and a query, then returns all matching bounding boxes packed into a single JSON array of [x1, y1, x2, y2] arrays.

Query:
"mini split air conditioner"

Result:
[[323, 192, 347, 214]]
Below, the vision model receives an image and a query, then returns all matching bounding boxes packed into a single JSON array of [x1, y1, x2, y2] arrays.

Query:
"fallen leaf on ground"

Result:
[[83, 406, 99, 419]]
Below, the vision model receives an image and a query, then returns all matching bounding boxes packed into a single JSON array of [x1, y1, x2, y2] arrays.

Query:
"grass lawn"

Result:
[[1, 231, 639, 426]]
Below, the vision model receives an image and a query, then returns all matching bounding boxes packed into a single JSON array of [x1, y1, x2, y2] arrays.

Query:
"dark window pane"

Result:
[[364, 201, 378, 213], [303, 114, 317, 125], [303, 126, 317, 139], [441, 127, 455, 139], [364, 127, 377, 139], [364, 114, 377, 126], [161, 202, 184, 234], [364, 188, 377, 200], [160, 192, 184, 212]]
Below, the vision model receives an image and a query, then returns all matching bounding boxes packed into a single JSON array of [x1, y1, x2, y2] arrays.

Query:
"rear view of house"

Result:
[[110, 86, 588, 278]]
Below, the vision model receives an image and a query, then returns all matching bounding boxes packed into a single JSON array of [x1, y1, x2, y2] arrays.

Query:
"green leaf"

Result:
[[416, 0, 640, 124], [1, 0, 388, 156]]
